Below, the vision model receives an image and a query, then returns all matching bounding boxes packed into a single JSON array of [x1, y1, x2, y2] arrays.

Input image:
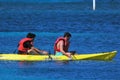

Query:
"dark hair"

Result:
[[26, 33, 36, 38], [63, 32, 71, 37]]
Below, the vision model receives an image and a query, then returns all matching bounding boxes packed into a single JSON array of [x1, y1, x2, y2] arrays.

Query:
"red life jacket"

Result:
[[18, 38, 33, 53], [54, 37, 69, 53]]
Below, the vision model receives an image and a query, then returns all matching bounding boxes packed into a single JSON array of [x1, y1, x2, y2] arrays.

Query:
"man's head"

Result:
[[63, 32, 71, 40], [26, 33, 36, 38]]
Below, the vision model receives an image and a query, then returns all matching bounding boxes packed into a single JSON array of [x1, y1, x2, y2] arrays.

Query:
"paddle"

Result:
[[70, 51, 76, 55], [13, 44, 19, 53], [13, 49, 17, 53], [48, 50, 52, 60], [69, 51, 77, 60]]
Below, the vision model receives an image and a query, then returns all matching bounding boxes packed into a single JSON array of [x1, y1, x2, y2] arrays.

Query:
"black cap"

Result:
[[26, 33, 36, 38]]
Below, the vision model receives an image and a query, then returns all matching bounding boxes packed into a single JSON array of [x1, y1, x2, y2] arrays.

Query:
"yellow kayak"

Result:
[[0, 51, 117, 61]]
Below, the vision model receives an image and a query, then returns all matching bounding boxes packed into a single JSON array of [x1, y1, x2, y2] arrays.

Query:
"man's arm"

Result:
[[59, 40, 71, 58]]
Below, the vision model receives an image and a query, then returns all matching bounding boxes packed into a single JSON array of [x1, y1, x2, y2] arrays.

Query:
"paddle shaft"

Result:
[[48, 50, 52, 60], [70, 51, 77, 60], [13, 49, 17, 53]]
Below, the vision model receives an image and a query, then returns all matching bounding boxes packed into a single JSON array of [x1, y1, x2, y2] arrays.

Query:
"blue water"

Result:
[[0, 0, 120, 80]]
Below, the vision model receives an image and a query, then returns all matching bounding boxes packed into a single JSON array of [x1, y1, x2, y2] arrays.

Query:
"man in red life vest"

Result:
[[54, 32, 72, 58], [18, 33, 48, 55]]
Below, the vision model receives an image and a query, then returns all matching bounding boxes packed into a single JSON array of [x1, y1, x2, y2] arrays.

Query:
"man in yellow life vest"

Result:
[[54, 32, 72, 58], [17, 33, 48, 55]]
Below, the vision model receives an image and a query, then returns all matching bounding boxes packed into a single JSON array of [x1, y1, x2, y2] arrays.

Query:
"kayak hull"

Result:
[[0, 51, 117, 61]]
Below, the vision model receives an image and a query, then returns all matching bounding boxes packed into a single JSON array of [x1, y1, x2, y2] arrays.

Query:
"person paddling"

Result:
[[17, 33, 48, 55], [54, 32, 72, 58]]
